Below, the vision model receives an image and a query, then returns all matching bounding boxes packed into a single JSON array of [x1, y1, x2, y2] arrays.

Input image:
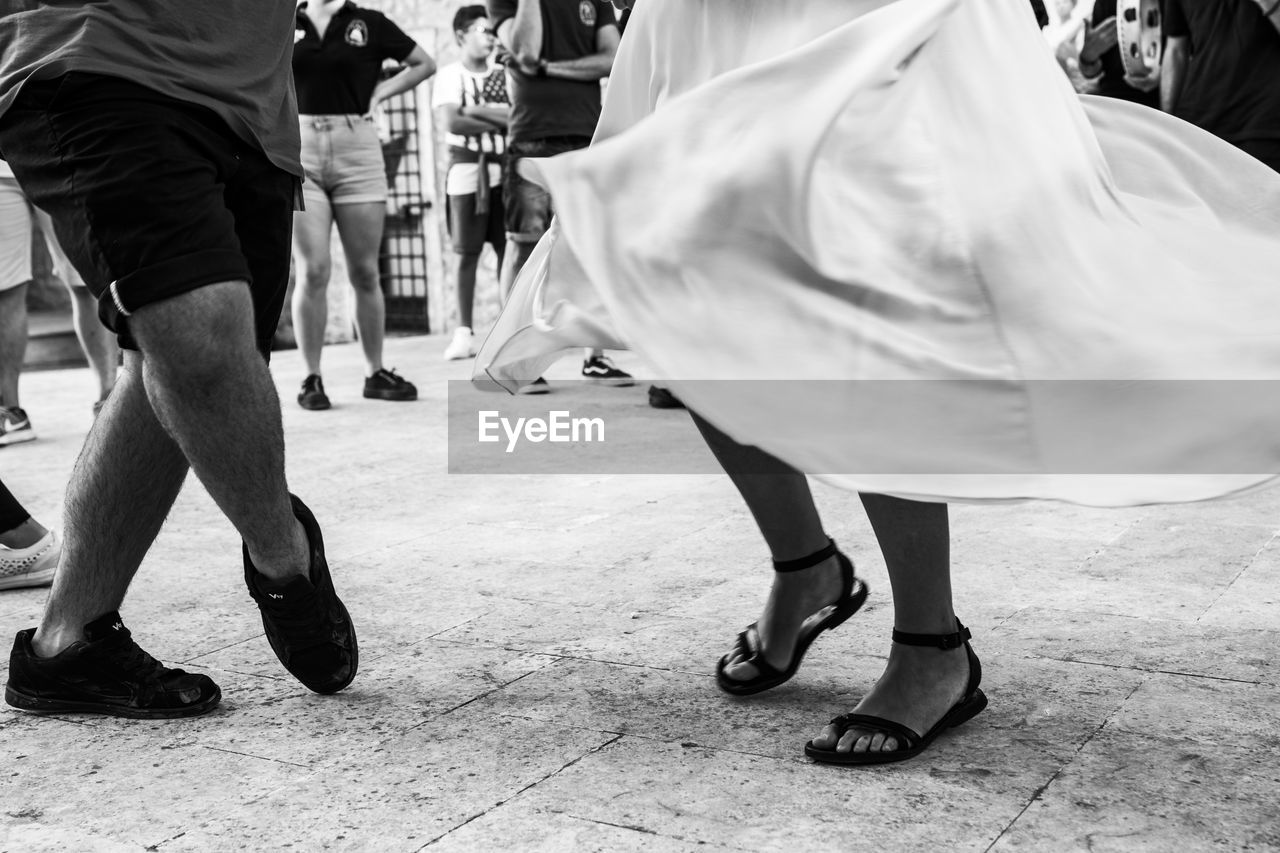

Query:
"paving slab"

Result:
[[426, 806, 732, 852], [989, 729, 1280, 852], [3, 336, 1280, 851], [990, 608, 1279, 685], [157, 710, 619, 852], [508, 737, 1020, 852], [1, 713, 311, 849]]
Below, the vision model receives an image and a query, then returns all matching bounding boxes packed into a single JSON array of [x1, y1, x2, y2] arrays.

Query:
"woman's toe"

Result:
[[836, 729, 864, 753], [723, 659, 759, 681], [811, 723, 841, 749], [867, 731, 888, 752], [879, 735, 900, 753]]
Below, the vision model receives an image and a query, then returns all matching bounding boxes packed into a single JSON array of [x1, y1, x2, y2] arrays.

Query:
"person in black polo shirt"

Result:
[[1161, 0, 1280, 172], [488, 0, 635, 390], [291, 1, 435, 411]]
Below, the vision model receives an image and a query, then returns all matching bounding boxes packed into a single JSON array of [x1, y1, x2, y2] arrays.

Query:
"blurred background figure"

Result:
[[1162, 0, 1280, 174], [1, 162, 119, 435], [0, 158, 35, 445], [291, 0, 436, 410], [1044, 0, 1094, 89], [0, 475, 57, 590], [36, 207, 119, 416], [434, 5, 509, 362], [488, 0, 633, 393], [1079, 0, 1161, 106]]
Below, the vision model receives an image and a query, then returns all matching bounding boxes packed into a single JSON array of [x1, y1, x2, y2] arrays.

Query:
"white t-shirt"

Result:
[[0, 159, 13, 180], [431, 61, 507, 196]]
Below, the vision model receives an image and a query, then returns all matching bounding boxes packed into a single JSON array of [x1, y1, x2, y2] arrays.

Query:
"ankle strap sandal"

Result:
[[804, 619, 987, 766], [716, 538, 870, 697]]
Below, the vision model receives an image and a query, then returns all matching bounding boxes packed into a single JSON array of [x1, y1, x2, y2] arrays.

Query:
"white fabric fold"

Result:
[[475, 0, 1280, 506]]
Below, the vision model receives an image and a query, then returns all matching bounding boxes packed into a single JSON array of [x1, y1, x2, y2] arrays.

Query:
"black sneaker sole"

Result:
[[362, 389, 417, 401], [4, 683, 222, 719], [298, 397, 332, 411]]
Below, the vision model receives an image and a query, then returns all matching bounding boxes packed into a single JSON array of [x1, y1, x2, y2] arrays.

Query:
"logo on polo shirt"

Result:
[[579, 1, 596, 26], [346, 19, 369, 47]]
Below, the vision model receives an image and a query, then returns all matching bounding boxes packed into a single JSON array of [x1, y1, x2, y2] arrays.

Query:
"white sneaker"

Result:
[[0, 406, 36, 446], [0, 530, 59, 590], [443, 326, 475, 361]]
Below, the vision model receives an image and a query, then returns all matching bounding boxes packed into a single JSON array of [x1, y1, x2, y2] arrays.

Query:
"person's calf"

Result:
[[68, 285, 119, 403], [33, 357, 188, 657], [0, 284, 29, 408]]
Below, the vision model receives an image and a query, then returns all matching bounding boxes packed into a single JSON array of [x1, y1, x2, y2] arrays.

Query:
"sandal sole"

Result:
[[804, 689, 988, 766]]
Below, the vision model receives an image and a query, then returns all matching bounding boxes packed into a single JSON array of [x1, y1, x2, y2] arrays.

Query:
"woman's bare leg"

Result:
[[692, 412, 846, 679], [809, 494, 972, 755], [693, 410, 973, 755]]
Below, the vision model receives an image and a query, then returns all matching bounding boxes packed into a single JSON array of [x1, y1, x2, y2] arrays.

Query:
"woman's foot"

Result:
[[720, 553, 845, 681], [809, 640, 972, 755]]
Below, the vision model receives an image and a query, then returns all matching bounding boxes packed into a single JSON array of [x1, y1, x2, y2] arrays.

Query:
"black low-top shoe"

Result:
[[244, 495, 357, 694], [297, 374, 331, 411], [5, 613, 221, 718], [362, 368, 417, 401]]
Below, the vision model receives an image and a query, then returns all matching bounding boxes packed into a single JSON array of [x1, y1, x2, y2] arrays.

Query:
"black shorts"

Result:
[[446, 186, 505, 255], [0, 72, 297, 353], [502, 136, 590, 244]]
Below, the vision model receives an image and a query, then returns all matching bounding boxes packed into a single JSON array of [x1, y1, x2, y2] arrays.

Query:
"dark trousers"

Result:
[[0, 476, 31, 533]]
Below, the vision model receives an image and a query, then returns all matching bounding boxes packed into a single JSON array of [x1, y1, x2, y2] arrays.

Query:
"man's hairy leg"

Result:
[[32, 351, 189, 656]]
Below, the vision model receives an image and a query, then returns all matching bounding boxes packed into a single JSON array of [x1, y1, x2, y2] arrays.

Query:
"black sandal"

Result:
[[715, 538, 869, 696], [804, 620, 987, 765]]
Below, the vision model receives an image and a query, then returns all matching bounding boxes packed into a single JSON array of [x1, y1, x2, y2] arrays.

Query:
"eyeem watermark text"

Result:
[[478, 410, 605, 453]]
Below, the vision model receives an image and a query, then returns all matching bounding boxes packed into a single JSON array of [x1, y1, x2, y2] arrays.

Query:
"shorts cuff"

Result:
[[332, 194, 388, 205], [109, 249, 251, 317]]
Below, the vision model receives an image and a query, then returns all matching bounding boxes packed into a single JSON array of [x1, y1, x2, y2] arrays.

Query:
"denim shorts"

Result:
[[0, 72, 297, 352], [299, 115, 388, 212], [447, 187, 505, 254]]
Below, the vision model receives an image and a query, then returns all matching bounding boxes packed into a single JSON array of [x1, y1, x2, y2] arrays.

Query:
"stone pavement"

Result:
[[1, 335, 1278, 852]]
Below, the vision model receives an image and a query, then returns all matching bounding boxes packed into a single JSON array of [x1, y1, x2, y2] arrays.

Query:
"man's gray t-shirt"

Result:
[[0, 0, 302, 175]]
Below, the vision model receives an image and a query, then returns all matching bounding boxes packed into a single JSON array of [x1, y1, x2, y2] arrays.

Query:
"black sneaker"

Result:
[[5, 612, 221, 718], [298, 374, 331, 411], [244, 495, 357, 694], [363, 368, 417, 401], [648, 385, 686, 409], [582, 355, 636, 387]]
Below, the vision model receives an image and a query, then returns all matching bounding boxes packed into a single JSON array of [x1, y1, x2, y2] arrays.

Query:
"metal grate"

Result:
[[378, 85, 431, 332]]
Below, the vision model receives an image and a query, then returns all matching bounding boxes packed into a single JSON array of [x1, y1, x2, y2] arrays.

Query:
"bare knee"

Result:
[[295, 263, 332, 295], [348, 263, 382, 295], [129, 282, 258, 384]]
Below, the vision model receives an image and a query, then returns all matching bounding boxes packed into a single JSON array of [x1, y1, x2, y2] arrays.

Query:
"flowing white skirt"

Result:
[[474, 0, 1280, 506]]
